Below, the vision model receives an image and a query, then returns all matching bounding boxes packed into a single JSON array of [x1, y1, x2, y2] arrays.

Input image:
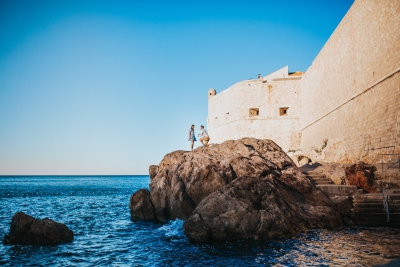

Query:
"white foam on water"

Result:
[[157, 219, 185, 241]]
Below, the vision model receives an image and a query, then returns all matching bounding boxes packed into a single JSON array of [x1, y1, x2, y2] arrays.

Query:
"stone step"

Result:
[[314, 182, 333, 185], [353, 201, 383, 205], [385, 190, 400, 195], [377, 181, 400, 190], [353, 200, 383, 204], [390, 206, 400, 212], [351, 205, 390, 214], [311, 177, 331, 181], [388, 194, 400, 200], [353, 216, 400, 221], [353, 221, 391, 227], [316, 185, 358, 196], [312, 179, 333, 183], [353, 194, 383, 202], [389, 214, 400, 220], [353, 213, 400, 219], [305, 175, 327, 179], [351, 214, 388, 220], [302, 171, 320, 175], [313, 180, 333, 184], [353, 201, 383, 208]]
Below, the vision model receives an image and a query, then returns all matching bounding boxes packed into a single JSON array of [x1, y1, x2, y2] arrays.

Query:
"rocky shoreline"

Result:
[[130, 138, 344, 242]]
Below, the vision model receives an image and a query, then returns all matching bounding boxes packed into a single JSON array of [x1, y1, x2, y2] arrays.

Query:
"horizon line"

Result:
[[0, 174, 149, 177]]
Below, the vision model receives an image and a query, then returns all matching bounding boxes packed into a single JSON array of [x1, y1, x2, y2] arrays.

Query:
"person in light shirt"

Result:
[[198, 125, 210, 147]]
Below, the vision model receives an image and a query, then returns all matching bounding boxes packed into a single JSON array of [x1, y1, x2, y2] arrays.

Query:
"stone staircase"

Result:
[[387, 191, 400, 227], [304, 172, 333, 185], [303, 171, 359, 196], [301, 168, 400, 228], [351, 192, 400, 227]]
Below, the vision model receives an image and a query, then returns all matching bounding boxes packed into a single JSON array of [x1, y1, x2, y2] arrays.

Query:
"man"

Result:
[[198, 125, 210, 147]]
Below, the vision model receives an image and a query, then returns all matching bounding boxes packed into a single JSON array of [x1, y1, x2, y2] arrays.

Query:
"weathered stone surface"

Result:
[[184, 167, 342, 242], [148, 138, 294, 222], [302, 162, 348, 185], [330, 196, 354, 225], [345, 162, 378, 193], [149, 165, 159, 181], [130, 138, 343, 241], [3, 212, 73, 246], [129, 189, 155, 221]]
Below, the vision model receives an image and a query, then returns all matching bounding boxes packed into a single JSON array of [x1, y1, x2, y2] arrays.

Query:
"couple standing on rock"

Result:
[[188, 125, 210, 151]]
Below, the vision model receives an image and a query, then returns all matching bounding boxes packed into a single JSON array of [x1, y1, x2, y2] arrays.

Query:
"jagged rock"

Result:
[[3, 212, 73, 246], [149, 165, 159, 181], [345, 161, 378, 193], [130, 138, 343, 241], [330, 196, 354, 225], [288, 151, 311, 167], [129, 189, 156, 221], [147, 138, 294, 222], [184, 167, 342, 242]]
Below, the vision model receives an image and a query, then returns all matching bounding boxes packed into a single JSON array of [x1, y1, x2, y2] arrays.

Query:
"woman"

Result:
[[188, 124, 196, 151]]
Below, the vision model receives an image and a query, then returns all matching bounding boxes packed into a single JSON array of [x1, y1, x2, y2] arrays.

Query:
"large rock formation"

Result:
[[3, 212, 74, 246], [129, 189, 156, 221], [130, 138, 343, 241], [184, 172, 342, 241], [345, 161, 378, 193]]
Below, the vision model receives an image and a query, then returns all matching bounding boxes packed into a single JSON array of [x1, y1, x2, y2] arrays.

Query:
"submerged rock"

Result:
[[345, 162, 378, 193], [130, 138, 343, 241], [3, 212, 74, 246]]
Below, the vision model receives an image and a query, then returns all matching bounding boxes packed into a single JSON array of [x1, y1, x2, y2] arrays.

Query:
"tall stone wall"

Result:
[[300, 0, 400, 163], [208, 77, 301, 152]]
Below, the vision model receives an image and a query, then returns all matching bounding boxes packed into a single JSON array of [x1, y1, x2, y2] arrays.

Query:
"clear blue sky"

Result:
[[0, 0, 354, 175]]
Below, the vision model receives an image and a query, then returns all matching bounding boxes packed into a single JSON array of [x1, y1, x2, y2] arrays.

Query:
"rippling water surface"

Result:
[[1, 176, 399, 267]]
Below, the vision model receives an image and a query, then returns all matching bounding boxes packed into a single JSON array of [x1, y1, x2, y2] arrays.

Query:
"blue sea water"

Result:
[[1, 176, 400, 267]]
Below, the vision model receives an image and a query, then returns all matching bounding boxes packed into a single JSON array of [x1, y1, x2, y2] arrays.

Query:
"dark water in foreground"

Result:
[[1, 176, 400, 267]]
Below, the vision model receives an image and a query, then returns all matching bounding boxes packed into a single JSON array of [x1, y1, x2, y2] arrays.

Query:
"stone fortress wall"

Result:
[[207, 66, 302, 152], [300, 0, 400, 163], [207, 0, 400, 165]]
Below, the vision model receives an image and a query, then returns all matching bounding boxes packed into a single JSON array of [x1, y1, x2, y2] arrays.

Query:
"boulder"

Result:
[[146, 138, 294, 222], [149, 165, 159, 181], [130, 138, 343, 241], [3, 212, 73, 246], [184, 167, 342, 242], [345, 161, 378, 193], [129, 189, 156, 221]]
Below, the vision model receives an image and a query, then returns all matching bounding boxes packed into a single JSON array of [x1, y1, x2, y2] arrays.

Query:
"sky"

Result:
[[0, 0, 354, 175]]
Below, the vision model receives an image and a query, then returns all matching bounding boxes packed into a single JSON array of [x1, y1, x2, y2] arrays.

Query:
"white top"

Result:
[[199, 128, 209, 138]]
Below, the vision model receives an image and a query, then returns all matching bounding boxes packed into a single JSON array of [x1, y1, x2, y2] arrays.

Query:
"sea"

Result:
[[1, 175, 400, 267]]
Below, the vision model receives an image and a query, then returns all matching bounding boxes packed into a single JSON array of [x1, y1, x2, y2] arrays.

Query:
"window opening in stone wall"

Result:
[[249, 108, 259, 117], [279, 107, 289, 116]]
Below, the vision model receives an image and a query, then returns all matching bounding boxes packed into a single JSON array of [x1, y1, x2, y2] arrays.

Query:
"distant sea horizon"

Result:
[[0, 174, 148, 177]]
